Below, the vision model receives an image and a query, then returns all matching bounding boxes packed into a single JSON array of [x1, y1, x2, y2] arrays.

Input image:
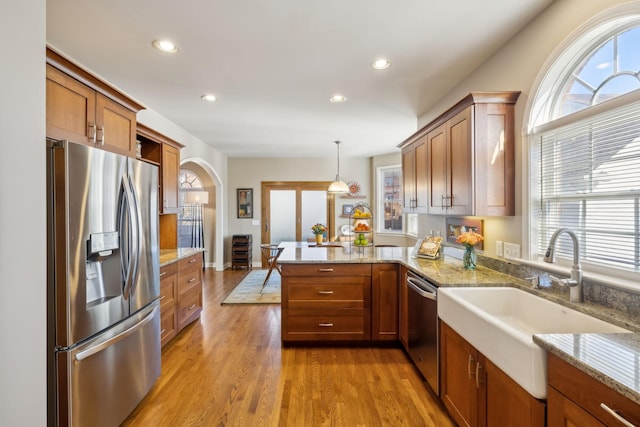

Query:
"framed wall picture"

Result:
[[446, 217, 484, 249], [237, 188, 253, 218], [342, 204, 354, 216]]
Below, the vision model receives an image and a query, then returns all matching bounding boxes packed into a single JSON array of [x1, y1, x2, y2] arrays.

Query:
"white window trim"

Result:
[[524, 3, 640, 288]]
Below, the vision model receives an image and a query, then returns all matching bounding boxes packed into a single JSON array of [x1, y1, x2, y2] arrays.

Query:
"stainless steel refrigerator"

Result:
[[47, 139, 161, 426]]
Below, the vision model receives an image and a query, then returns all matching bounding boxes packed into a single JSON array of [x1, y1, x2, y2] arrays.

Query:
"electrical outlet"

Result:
[[496, 241, 503, 257], [503, 242, 520, 259]]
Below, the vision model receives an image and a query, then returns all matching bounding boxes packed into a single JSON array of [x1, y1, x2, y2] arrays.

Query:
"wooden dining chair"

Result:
[[260, 244, 284, 288]]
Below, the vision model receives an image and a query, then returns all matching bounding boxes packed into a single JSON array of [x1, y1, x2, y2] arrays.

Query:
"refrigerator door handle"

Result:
[[121, 175, 140, 299], [127, 173, 143, 297], [75, 305, 158, 361]]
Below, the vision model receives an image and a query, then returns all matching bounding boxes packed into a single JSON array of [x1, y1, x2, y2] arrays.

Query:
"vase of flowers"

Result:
[[456, 231, 484, 270], [311, 223, 327, 245]]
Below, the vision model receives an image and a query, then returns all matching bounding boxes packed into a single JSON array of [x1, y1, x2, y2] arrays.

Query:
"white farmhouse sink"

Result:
[[438, 287, 630, 399]]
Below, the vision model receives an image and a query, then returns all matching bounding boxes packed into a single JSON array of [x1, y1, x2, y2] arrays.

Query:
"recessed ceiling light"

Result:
[[372, 58, 391, 70], [201, 94, 218, 102], [329, 94, 347, 103], [152, 39, 178, 53]]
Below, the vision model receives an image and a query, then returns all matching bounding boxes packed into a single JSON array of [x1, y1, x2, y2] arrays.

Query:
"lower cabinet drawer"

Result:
[[178, 286, 202, 328], [284, 310, 371, 341], [288, 282, 366, 308], [160, 305, 177, 347]]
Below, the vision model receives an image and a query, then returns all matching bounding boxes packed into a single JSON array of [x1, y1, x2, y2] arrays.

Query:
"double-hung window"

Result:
[[530, 20, 640, 275], [377, 166, 403, 233]]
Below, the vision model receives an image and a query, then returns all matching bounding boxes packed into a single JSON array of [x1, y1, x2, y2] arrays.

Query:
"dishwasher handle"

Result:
[[406, 277, 437, 300]]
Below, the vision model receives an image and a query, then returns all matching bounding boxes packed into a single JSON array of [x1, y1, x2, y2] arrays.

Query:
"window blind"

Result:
[[535, 100, 640, 271]]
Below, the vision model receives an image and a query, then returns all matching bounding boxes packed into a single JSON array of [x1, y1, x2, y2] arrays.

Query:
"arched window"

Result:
[[529, 14, 640, 276]]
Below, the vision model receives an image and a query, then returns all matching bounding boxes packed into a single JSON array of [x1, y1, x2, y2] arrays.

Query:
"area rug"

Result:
[[221, 269, 281, 305]]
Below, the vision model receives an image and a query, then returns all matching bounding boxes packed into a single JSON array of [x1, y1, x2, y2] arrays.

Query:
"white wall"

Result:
[[228, 156, 370, 263], [0, 1, 46, 425], [414, 0, 631, 257]]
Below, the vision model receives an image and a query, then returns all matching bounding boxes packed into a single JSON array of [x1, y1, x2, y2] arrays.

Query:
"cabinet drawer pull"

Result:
[[88, 122, 96, 143], [159, 295, 166, 301], [188, 304, 197, 311], [468, 355, 475, 379], [318, 323, 334, 327], [97, 126, 104, 145], [159, 271, 166, 277], [318, 291, 334, 295], [475, 362, 483, 389], [600, 403, 635, 427], [189, 258, 197, 263], [160, 329, 166, 335], [188, 278, 196, 283], [317, 268, 334, 272]]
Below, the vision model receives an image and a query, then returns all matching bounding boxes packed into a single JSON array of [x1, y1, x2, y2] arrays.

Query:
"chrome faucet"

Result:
[[543, 228, 584, 302]]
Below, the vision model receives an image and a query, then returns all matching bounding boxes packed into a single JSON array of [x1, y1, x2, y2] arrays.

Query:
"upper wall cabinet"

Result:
[[136, 124, 184, 215], [398, 92, 520, 216], [401, 134, 428, 213], [46, 48, 143, 158]]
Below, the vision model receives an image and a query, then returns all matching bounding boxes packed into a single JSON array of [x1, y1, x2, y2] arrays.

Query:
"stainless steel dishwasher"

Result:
[[406, 270, 439, 395]]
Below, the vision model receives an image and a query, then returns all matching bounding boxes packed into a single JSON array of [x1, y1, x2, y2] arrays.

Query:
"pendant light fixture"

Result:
[[328, 140, 349, 193]]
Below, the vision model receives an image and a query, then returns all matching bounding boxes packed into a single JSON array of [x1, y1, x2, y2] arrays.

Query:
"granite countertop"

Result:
[[278, 243, 539, 288], [159, 247, 204, 267], [278, 242, 640, 403], [534, 333, 640, 405]]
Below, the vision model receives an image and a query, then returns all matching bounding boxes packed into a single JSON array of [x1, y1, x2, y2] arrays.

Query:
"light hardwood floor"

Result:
[[123, 268, 454, 426]]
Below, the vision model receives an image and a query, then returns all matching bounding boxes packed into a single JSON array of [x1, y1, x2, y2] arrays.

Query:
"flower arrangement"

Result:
[[311, 223, 328, 235], [455, 230, 484, 247], [456, 230, 484, 270]]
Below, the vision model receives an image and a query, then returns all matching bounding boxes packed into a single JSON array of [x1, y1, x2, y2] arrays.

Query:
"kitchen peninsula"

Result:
[[278, 243, 640, 425]]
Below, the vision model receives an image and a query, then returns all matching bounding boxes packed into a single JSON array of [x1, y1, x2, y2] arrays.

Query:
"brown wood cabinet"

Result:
[[398, 92, 520, 216], [136, 124, 184, 216], [427, 107, 473, 215], [162, 143, 180, 214], [401, 135, 428, 213], [159, 253, 203, 348], [281, 263, 372, 342], [159, 262, 178, 347], [46, 49, 142, 157], [177, 253, 203, 330], [548, 353, 640, 427], [372, 264, 399, 341], [440, 322, 545, 427]]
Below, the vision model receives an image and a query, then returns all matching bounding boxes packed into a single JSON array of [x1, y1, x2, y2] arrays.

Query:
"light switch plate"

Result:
[[252, 219, 260, 226], [504, 242, 520, 259], [496, 241, 503, 257]]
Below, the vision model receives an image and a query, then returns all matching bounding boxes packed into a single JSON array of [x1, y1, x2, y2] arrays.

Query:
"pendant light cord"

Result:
[[335, 140, 341, 180]]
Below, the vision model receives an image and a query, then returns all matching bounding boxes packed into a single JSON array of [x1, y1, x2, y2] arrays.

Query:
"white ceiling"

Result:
[[46, 0, 553, 158]]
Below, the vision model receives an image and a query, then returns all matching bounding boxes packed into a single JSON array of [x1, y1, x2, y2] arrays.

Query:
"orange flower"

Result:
[[456, 230, 484, 246]]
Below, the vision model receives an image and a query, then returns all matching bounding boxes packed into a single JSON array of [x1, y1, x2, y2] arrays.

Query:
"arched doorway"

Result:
[[180, 159, 224, 270]]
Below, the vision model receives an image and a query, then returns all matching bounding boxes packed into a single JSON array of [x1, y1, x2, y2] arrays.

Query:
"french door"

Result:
[[261, 181, 335, 251]]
